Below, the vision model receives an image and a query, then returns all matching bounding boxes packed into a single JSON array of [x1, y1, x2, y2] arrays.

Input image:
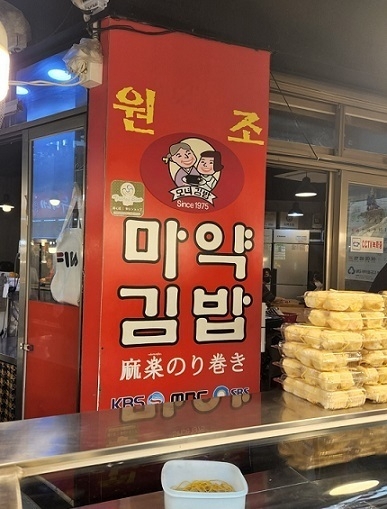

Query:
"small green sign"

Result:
[[110, 180, 144, 216]]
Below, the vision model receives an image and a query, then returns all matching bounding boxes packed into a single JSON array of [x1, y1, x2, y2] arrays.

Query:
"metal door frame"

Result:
[[15, 112, 87, 419]]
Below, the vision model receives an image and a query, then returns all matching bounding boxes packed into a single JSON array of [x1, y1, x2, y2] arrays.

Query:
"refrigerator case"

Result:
[[272, 229, 310, 299]]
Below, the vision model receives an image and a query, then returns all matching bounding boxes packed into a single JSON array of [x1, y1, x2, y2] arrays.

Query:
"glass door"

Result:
[[16, 115, 86, 419], [337, 171, 387, 292]]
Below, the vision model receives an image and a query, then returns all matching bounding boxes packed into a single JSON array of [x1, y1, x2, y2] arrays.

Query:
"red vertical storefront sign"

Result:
[[82, 18, 270, 410]]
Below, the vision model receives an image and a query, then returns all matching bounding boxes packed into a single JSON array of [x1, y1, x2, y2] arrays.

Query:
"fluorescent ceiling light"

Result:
[[47, 69, 72, 81], [0, 21, 9, 101]]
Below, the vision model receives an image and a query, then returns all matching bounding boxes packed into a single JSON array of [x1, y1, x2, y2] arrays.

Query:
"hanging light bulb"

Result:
[[0, 21, 9, 101], [288, 202, 304, 217], [0, 194, 14, 212], [295, 174, 317, 197]]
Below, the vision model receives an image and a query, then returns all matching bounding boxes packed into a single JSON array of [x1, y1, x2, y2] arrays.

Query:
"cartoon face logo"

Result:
[[170, 144, 197, 169], [163, 141, 200, 188], [196, 150, 224, 192], [162, 138, 226, 203], [197, 155, 215, 175], [140, 133, 244, 214]]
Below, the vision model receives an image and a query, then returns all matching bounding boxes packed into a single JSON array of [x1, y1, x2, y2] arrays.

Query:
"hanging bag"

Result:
[[50, 184, 83, 306]]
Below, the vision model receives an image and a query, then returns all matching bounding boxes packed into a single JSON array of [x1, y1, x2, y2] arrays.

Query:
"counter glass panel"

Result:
[[0, 392, 387, 508]]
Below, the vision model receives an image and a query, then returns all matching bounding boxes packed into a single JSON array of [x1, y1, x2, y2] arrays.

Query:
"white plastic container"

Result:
[[161, 459, 248, 509]]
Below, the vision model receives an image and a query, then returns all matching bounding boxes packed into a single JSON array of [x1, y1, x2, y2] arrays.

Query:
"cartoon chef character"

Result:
[[163, 142, 201, 187]]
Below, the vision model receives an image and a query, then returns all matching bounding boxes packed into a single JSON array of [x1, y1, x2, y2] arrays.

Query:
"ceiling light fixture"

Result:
[[288, 202, 304, 217], [48, 69, 72, 81], [295, 174, 317, 198], [0, 194, 14, 212], [0, 21, 9, 101]]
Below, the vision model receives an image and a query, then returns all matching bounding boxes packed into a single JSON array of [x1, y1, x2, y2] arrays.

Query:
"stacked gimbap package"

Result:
[[277, 290, 387, 409]]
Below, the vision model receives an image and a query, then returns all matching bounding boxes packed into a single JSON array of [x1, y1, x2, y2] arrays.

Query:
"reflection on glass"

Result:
[[29, 129, 84, 303], [345, 183, 387, 291], [29, 241, 56, 302]]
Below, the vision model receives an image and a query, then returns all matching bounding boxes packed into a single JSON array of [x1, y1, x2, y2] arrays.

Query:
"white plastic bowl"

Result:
[[161, 459, 248, 509]]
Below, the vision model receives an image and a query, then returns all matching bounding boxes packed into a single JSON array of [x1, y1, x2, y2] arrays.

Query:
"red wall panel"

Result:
[[82, 19, 270, 411]]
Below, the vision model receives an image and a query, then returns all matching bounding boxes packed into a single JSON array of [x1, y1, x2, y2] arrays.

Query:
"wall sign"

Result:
[[351, 236, 384, 253], [82, 18, 270, 411], [110, 180, 144, 216]]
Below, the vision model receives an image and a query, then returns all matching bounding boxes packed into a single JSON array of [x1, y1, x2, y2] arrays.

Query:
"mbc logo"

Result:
[[57, 251, 79, 267]]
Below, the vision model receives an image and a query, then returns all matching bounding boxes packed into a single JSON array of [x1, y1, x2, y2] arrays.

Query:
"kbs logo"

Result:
[[111, 395, 146, 408], [57, 251, 79, 267]]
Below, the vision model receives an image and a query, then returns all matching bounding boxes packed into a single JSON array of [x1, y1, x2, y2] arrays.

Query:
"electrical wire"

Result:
[[9, 78, 85, 88], [87, 21, 173, 37], [7, 19, 173, 91], [270, 71, 319, 161]]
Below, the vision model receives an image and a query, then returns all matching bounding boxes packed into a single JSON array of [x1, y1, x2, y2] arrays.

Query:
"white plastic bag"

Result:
[[50, 184, 83, 306]]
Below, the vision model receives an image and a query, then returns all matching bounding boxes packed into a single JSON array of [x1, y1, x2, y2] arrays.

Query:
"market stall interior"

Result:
[[264, 168, 327, 301]]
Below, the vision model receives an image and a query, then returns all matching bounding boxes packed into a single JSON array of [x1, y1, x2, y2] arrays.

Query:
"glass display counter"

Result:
[[2, 390, 387, 508]]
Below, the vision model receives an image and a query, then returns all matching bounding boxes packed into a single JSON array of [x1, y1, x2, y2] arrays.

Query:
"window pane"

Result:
[[269, 108, 336, 148], [11, 52, 87, 125], [345, 115, 387, 155], [345, 183, 387, 291]]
